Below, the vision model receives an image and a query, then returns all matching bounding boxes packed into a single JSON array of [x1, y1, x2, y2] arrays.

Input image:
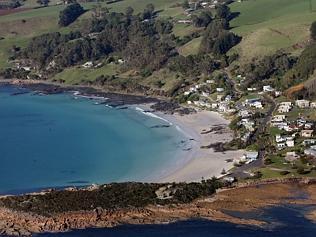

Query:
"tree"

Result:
[[311, 21, 316, 40], [37, 0, 50, 6], [192, 10, 212, 27], [142, 3, 155, 20], [125, 6, 134, 17], [146, 3, 155, 13], [182, 0, 190, 9], [58, 3, 85, 27], [215, 4, 231, 20]]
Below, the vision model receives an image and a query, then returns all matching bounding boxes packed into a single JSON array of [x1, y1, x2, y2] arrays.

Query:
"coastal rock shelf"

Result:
[[0, 180, 316, 236]]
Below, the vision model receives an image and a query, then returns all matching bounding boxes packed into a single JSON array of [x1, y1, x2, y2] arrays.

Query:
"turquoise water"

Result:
[[0, 86, 186, 194]]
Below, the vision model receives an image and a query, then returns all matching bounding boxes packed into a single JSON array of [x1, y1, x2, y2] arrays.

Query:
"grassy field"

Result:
[[229, 0, 316, 62], [53, 63, 119, 84], [178, 37, 202, 56]]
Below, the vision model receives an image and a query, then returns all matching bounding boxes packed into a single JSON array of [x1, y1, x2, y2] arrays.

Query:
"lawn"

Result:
[[178, 37, 202, 56], [53, 63, 119, 85], [229, 0, 316, 62]]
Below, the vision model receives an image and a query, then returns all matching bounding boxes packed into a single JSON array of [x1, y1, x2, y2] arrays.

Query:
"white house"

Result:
[[301, 130, 314, 138], [202, 91, 210, 97], [216, 87, 224, 93], [272, 115, 286, 122], [82, 61, 93, 68], [286, 139, 295, 147], [263, 85, 274, 92], [277, 143, 286, 149], [177, 20, 192, 24], [296, 100, 310, 108], [304, 145, 316, 157], [252, 101, 263, 109], [285, 152, 299, 162], [276, 134, 286, 143], [206, 80, 214, 84]]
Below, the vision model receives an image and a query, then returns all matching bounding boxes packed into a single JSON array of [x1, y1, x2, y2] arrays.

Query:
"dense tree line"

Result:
[[200, 19, 240, 55], [283, 43, 316, 88], [20, 7, 176, 73], [168, 54, 220, 77], [58, 3, 85, 27], [0, 0, 21, 9], [21, 31, 82, 68], [0, 180, 222, 216], [240, 52, 296, 89]]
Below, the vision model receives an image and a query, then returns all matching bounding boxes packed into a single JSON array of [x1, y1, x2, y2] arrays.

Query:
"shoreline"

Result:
[[1, 79, 244, 185], [157, 110, 244, 182]]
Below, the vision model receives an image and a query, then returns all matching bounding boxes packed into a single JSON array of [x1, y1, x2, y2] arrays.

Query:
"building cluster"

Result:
[[271, 113, 315, 159], [185, 81, 236, 114]]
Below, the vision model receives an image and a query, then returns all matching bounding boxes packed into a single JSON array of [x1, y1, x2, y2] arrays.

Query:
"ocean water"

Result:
[[0, 86, 188, 194], [37, 205, 316, 237]]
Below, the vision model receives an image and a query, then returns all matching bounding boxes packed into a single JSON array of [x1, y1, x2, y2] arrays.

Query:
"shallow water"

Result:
[[36, 205, 316, 237], [0, 86, 188, 194]]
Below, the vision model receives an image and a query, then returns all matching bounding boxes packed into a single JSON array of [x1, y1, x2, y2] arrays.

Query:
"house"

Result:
[[277, 102, 292, 113], [225, 95, 232, 102], [21, 66, 31, 71], [187, 100, 192, 105], [301, 130, 314, 138], [277, 143, 286, 149], [239, 110, 252, 118], [305, 123, 314, 129], [252, 101, 263, 109], [211, 103, 218, 109], [245, 98, 260, 104], [286, 139, 295, 147], [274, 91, 282, 97], [285, 152, 300, 162], [283, 125, 294, 132], [311, 102, 316, 108], [247, 87, 257, 92], [206, 80, 214, 84], [296, 100, 310, 108], [202, 91, 210, 97], [177, 20, 192, 24], [82, 61, 93, 68], [272, 115, 286, 122], [189, 87, 197, 93], [304, 145, 316, 157], [278, 105, 291, 113], [245, 151, 259, 161], [303, 139, 316, 146], [218, 102, 229, 113], [276, 134, 286, 143], [280, 102, 292, 107], [216, 94, 224, 101], [297, 118, 307, 127], [263, 85, 274, 92], [216, 87, 224, 92]]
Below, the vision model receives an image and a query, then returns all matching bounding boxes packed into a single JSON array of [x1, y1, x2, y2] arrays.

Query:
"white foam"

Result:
[[135, 107, 173, 125]]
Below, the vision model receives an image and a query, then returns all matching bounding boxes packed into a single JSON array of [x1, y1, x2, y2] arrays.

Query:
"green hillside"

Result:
[[230, 0, 316, 62]]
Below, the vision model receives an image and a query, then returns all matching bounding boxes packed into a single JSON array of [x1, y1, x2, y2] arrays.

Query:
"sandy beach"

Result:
[[154, 109, 245, 182]]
